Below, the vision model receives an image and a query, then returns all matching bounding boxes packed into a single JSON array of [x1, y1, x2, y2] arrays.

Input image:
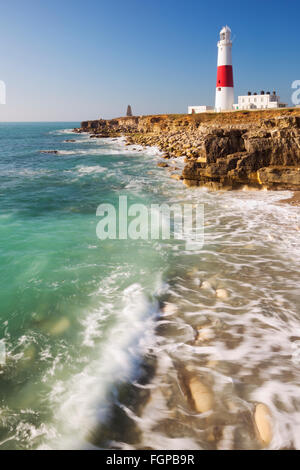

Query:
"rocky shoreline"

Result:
[[73, 111, 300, 449], [75, 108, 300, 192]]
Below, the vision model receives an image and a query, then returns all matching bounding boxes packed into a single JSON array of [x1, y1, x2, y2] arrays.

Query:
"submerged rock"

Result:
[[189, 377, 214, 413], [170, 174, 182, 181], [162, 303, 178, 316], [48, 317, 71, 336], [201, 280, 213, 290], [195, 325, 214, 343], [40, 150, 58, 154], [216, 288, 230, 300], [279, 191, 300, 206], [254, 403, 273, 447]]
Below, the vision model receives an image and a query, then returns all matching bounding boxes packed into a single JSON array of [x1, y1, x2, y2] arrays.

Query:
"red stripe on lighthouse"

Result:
[[216, 65, 234, 87]]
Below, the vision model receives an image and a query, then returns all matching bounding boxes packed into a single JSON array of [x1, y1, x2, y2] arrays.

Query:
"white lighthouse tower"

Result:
[[215, 26, 234, 112]]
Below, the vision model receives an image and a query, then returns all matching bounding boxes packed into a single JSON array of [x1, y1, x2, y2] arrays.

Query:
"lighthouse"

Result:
[[215, 26, 234, 112]]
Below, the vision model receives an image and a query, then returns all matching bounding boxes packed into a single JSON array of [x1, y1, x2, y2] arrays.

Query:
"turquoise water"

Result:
[[0, 123, 300, 450], [0, 123, 168, 449]]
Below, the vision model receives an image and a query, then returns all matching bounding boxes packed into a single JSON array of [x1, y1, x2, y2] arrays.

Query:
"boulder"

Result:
[[257, 167, 300, 189]]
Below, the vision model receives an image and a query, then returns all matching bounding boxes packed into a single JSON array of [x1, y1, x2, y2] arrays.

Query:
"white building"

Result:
[[233, 91, 287, 110], [188, 105, 214, 114]]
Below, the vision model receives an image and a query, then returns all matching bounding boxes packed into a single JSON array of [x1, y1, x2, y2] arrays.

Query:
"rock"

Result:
[[279, 191, 300, 206], [22, 344, 36, 362], [257, 167, 300, 190], [40, 150, 58, 154], [201, 280, 213, 290], [15, 344, 36, 371], [195, 326, 214, 343], [170, 174, 182, 181], [49, 317, 71, 336], [157, 162, 169, 168], [216, 288, 229, 300], [162, 303, 178, 316], [65, 139, 76, 143], [197, 156, 207, 163], [77, 110, 300, 191], [254, 403, 273, 446], [189, 377, 213, 413]]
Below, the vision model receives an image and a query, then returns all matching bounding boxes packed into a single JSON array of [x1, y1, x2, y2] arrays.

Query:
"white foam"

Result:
[[75, 165, 106, 175], [38, 277, 160, 449], [51, 129, 82, 135]]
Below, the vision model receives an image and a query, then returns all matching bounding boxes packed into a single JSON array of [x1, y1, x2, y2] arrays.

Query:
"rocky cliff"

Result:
[[75, 109, 300, 190]]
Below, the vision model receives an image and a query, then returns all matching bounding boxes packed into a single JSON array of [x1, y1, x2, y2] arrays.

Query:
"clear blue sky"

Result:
[[0, 0, 299, 121]]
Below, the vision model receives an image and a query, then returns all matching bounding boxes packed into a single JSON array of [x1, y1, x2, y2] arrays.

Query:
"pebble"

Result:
[[195, 327, 214, 343], [162, 303, 178, 316], [201, 280, 212, 290], [189, 377, 213, 413], [254, 403, 273, 447], [216, 288, 229, 300]]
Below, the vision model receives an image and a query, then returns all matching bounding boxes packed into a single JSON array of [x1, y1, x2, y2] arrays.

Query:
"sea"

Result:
[[0, 122, 299, 450]]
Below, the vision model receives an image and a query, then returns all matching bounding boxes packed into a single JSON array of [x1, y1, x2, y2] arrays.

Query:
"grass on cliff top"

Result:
[[115, 107, 300, 125]]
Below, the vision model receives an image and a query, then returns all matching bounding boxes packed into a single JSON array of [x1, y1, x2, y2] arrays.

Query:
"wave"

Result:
[[75, 165, 106, 175], [50, 129, 84, 136], [1, 168, 53, 178], [37, 280, 160, 449]]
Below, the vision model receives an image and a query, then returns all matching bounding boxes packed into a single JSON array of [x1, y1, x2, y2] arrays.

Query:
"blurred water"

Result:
[[0, 123, 299, 449]]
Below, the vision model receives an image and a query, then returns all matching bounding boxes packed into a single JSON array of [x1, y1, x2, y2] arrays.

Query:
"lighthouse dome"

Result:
[[220, 25, 231, 34], [219, 25, 232, 42]]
